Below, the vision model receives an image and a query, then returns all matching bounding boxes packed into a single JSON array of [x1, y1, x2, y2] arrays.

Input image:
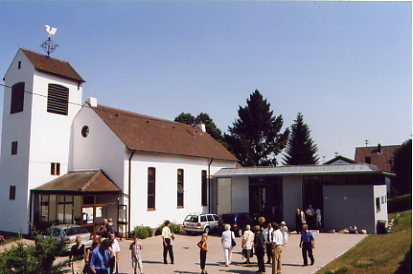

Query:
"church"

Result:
[[0, 48, 237, 236]]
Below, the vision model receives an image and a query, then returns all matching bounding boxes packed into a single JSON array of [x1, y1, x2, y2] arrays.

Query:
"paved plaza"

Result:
[[115, 232, 366, 274]]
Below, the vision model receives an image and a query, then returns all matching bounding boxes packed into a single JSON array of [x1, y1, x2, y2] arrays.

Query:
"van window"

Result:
[[207, 215, 214, 222], [185, 215, 198, 222], [201, 216, 207, 222]]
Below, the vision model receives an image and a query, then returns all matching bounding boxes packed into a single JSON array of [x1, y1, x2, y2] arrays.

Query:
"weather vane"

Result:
[[41, 25, 58, 57]]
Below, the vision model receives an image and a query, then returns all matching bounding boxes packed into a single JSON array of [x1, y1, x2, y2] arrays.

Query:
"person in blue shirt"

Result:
[[88, 239, 113, 274], [299, 224, 315, 266]]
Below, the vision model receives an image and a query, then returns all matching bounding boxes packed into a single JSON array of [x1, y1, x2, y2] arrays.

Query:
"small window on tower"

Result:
[[365, 156, 371, 164], [9, 186, 16, 200], [18, 61, 21, 70], [47, 84, 68, 116], [51, 163, 60, 176], [11, 141, 18, 155], [10, 82, 24, 114]]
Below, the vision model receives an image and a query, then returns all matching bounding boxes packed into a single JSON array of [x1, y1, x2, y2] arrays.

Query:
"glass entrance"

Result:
[[249, 176, 283, 222]]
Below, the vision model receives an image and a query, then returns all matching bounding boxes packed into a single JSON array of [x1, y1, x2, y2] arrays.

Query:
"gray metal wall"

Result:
[[323, 185, 375, 233], [282, 176, 303, 230]]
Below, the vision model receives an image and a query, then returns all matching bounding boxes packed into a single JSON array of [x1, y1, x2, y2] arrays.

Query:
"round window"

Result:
[[81, 126, 89, 137]]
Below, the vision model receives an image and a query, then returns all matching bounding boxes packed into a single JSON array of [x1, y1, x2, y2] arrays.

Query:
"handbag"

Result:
[[231, 232, 236, 247]]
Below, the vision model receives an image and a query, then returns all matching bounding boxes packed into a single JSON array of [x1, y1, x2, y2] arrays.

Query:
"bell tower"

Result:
[[0, 48, 84, 234]]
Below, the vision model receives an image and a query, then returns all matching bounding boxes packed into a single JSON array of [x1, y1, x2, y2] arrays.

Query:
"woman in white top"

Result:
[[221, 224, 236, 266], [241, 224, 254, 264]]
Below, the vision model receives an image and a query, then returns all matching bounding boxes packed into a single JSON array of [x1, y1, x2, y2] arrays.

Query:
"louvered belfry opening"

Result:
[[47, 83, 68, 115]]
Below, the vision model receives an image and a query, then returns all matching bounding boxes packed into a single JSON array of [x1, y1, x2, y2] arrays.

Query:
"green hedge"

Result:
[[131, 226, 153, 239], [388, 194, 412, 213]]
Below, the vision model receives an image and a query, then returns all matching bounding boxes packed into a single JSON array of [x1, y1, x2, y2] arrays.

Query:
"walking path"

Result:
[[115, 232, 366, 274]]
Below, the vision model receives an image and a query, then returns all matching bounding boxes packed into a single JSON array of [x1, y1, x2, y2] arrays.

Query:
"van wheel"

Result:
[[204, 227, 210, 234], [236, 228, 242, 237]]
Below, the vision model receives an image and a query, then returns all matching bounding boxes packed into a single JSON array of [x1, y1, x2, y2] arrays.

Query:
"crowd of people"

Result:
[[69, 216, 317, 274]]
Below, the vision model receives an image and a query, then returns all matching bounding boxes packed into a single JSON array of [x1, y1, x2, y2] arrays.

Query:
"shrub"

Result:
[[155, 221, 183, 235], [132, 226, 153, 239]]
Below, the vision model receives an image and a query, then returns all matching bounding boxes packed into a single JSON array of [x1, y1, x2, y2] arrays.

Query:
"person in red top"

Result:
[[197, 233, 208, 274]]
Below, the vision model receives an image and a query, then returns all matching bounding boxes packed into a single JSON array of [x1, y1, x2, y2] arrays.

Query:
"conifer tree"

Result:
[[392, 139, 412, 194], [224, 90, 289, 166], [283, 112, 319, 165]]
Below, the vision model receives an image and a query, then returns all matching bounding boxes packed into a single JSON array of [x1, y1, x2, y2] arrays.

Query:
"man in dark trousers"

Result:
[[162, 220, 174, 264], [299, 224, 315, 266], [254, 225, 266, 273], [263, 222, 273, 264]]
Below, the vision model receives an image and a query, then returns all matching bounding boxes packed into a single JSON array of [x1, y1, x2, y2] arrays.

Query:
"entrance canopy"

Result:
[[32, 170, 121, 194]]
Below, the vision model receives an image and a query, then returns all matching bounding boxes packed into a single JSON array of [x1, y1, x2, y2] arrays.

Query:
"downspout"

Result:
[[128, 150, 135, 237], [207, 159, 213, 213]]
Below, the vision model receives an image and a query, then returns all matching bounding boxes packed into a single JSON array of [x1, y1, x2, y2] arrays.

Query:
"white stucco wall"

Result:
[[0, 50, 35, 233], [282, 176, 302, 229], [374, 185, 388, 228], [129, 153, 235, 228], [323, 185, 376, 233], [72, 106, 126, 190]]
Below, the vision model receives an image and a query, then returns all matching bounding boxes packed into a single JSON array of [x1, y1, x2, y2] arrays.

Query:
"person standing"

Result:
[[253, 225, 266, 273], [299, 224, 315, 266], [129, 235, 143, 274], [221, 224, 235, 267], [88, 239, 112, 274], [197, 233, 208, 274], [295, 209, 302, 234], [162, 220, 174, 264], [280, 221, 289, 247], [69, 236, 86, 274], [263, 222, 273, 264], [109, 233, 120, 274], [271, 222, 284, 274], [305, 205, 315, 229], [241, 225, 254, 264], [316, 208, 322, 230]]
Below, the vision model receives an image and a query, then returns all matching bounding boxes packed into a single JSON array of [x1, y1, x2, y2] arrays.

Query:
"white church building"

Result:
[[0, 48, 237, 236]]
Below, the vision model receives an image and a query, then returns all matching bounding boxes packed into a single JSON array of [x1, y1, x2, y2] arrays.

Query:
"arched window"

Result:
[[47, 84, 68, 115], [177, 169, 184, 207], [147, 167, 156, 210], [10, 82, 24, 114]]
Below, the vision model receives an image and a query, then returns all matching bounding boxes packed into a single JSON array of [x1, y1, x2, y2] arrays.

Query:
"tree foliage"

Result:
[[0, 236, 69, 274], [175, 112, 224, 141], [283, 112, 319, 165], [224, 90, 289, 166], [392, 139, 412, 194]]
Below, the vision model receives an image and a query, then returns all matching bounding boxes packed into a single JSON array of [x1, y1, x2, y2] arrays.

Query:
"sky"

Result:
[[0, 1, 411, 163]]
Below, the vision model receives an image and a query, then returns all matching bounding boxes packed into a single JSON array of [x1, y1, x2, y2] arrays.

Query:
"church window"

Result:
[[51, 162, 60, 176], [10, 82, 24, 114], [147, 167, 156, 210], [11, 141, 18, 155], [364, 156, 371, 164], [201, 170, 208, 206], [47, 84, 68, 115], [177, 169, 184, 208], [81, 126, 89, 137], [9, 186, 16, 200], [18, 61, 21, 69]]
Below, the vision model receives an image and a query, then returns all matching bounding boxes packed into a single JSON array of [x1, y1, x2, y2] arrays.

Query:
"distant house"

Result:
[[354, 144, 401, 173], [324, 155, 356, 165], [0, 48, 237, 235]]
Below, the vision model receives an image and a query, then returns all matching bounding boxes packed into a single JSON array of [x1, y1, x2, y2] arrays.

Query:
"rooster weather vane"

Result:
[[41, 25, 58, 57]]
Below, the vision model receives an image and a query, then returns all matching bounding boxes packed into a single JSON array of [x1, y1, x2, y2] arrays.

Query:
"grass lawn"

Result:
[[316, 210, 412, 274]]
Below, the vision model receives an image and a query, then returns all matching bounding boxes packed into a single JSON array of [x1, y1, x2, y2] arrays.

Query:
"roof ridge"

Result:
[[95, 104, 194, 127], [79, 170, 100, 191], [20, 48, 71, 65], [355, 145, 401, 149]]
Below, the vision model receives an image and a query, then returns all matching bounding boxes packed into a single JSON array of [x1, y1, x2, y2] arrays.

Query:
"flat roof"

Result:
[[212, 163, 394, 178]]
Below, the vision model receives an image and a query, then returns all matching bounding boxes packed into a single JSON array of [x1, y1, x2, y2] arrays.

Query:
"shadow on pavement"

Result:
[[142, 260, 165, 264]]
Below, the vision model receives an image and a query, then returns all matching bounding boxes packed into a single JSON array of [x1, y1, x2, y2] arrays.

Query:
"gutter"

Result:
[[128, 150, 136, 237], [208, 159, 213, 213]]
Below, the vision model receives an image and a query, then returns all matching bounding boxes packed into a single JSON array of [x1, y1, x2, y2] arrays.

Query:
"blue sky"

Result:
[[0, 1, 411, 162]]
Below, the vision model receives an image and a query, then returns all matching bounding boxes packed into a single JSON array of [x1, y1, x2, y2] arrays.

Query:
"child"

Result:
[[197, 233, 208, 274], [129, 235, 143, 274]]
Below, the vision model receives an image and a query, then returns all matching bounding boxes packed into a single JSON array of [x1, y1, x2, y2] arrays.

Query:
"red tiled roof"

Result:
[[21, 48, 84, 83], [32, 170, 120, 193], [92, 105, 238, 162], [354, 145, 401, 173]]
